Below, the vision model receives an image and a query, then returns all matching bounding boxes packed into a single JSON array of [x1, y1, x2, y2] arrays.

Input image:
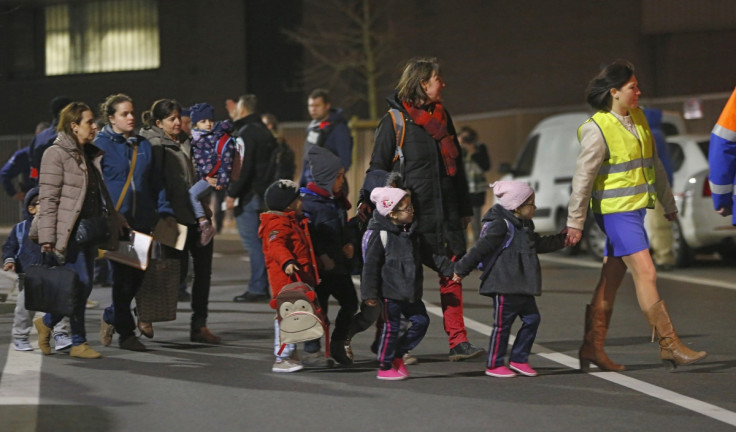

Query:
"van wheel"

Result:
[[672, 219, 694, 267], [556, 210, 579, 255], [583, 214, 606, 262]]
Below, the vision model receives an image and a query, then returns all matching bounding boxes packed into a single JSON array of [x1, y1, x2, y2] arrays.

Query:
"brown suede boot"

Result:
[[191, 327, 221, 344], [70, 343, 102, 359], [34, 317, 52, 355], [644, 300, 707, 370], [579, 304, 626, 372]]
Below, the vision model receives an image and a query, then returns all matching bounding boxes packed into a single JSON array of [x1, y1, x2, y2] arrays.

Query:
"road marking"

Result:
[[0, 347, 41, 405], [423, 302, 736, 428], [540, 255, 736, 291]]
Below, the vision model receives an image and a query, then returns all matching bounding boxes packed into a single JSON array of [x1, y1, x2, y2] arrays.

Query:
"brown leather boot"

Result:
[[191, 327, 221, 344], [644, 300, 707, 370], [579, 304, 626, 372]]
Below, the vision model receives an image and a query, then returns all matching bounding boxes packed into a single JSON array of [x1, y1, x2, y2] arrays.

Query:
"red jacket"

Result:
[[259, 211, 319, 297]]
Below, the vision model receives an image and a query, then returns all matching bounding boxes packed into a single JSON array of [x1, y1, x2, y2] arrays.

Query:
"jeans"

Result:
[[164, 224, 214, 330], [376, 299, 429, 370], [234, 195, 268, 296], [43, 246, 95, 346], [487, 293, 540, 369], [189, 179, 212, 220], [273, 318, 295, 361], [102, 262, 146, 341]]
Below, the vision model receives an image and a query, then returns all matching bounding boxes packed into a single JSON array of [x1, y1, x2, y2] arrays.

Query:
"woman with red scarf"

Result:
[[366, 57, 483, 361]]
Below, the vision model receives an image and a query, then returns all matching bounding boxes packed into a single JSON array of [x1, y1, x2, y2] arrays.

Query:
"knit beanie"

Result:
[[308, 145, 343, 194], [189, 103, 214, 125], [265, 179, 300, 211], [492, 180, 534, 210], [370, 187, 408, 217]]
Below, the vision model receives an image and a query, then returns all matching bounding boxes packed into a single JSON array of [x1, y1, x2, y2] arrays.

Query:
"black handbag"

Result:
[[24, 254, 80, 316], [75, 215, 111, 246]]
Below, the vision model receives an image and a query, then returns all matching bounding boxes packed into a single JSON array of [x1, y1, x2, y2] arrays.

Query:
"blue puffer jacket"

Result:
[[94, 125, 161, 232]]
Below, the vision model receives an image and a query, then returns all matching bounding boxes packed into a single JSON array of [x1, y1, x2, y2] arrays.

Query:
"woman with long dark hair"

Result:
[[566, 60, 706, 370], [140, 99, 220, 343]]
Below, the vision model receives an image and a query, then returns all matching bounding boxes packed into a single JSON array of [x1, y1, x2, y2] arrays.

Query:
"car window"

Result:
[[514, 133, 539, 177], [697, 139, 709, 159], [668, 142, 684, 172]]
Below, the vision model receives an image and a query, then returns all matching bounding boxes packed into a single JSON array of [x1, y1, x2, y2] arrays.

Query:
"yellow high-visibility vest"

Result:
[[578, 108, 656, 214]]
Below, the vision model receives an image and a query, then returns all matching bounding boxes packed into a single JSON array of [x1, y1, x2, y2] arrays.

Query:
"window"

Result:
[[514, 133, 539, 177], [45, 0, 160, 76]]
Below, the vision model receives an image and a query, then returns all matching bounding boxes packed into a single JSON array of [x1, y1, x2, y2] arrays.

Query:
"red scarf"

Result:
[[306, 182, 352, 211], [402, 101, 459, 176]]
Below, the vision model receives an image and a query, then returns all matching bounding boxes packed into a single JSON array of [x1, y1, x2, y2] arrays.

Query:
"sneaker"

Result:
[[54, 334, 73, 351], [86, 299, 99, 309], [100, 318, 115, 346], [509, 362, 538, 377], [330, 338, 353, 365], [13, 338, 33, 352], [344, 339, 354, 362], [199, 220, 215, 246], [119, 335, 147, 352], [449, 341, 485, 362], [485, 365, 516, 378], [377, 368, 407, 381], [272, 358, 304, 373], [233, 292, 270, 303], [402, 352, 419, 365], [178, 290, 191, 302], [392, 357, 409, 377], [301, 351, 334, 368]]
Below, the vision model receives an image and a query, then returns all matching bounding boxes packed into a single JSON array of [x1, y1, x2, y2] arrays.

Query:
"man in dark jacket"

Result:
[[299, 88, 353, 187], [225, 94, 276, 302]]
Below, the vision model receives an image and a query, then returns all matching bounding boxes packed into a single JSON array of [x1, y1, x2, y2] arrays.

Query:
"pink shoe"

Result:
[[377, 368, 408, 381], [485, 365, 516, 378], [509, 362, 538, 377], [392, 357, 409, 377]]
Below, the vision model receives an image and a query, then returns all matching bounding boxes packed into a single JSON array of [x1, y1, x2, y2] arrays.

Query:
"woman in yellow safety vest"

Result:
[[565, 59, 706, 371]]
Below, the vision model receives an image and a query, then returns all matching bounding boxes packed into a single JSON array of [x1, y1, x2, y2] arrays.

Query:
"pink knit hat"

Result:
[[370, 187, 408, 217], [492, 181, 534, 210]]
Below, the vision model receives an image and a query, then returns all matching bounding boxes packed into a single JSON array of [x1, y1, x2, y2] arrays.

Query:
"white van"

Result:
[[499, 110, 687, 258]]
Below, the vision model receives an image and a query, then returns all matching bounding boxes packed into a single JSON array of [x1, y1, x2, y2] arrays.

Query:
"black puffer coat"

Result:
[[368, 93, 472, 268]]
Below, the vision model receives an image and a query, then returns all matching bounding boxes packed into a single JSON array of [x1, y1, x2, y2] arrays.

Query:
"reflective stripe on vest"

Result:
[[581, 108, 656, 214]]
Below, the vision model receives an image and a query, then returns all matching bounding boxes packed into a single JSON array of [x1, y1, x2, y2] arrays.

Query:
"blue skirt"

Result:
[[593, 209, 649, 257]]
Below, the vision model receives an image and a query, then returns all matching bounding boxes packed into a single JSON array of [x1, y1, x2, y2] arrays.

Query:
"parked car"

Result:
[[584, 134, 736, 265]]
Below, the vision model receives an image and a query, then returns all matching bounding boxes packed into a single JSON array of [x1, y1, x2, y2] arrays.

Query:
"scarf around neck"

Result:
[[402, 101, 459, 176]]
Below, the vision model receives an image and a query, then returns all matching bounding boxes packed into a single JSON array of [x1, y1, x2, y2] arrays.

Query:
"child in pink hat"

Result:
[[452, 181, 566, 378], [362, 187, 429, 380]]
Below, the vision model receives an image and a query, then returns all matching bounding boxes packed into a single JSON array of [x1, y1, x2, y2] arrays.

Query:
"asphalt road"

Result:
[[0, 235, 734, 432]]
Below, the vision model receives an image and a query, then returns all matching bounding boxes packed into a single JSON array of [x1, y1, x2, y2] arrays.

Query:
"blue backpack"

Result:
[[477, 218, 514, 281]]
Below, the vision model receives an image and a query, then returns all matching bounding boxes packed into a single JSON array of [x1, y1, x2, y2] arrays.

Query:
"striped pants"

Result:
[[487, 293, 540, 369]]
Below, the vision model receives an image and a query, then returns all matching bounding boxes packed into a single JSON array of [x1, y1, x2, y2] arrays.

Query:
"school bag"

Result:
[[477, 218, 514, 281], [270, 279, 328, 355]]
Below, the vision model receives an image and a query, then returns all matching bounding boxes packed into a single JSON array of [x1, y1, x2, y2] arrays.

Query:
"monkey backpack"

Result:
[[270, 281, 326, 348]]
